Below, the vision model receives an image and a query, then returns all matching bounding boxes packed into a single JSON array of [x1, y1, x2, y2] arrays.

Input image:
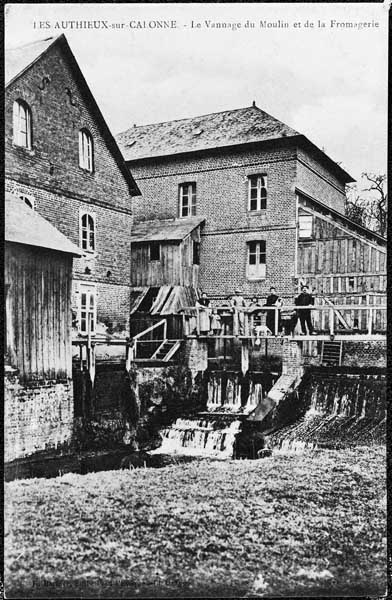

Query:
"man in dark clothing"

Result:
[[265, 287, 280, 335], [295, 286, 315, 334]]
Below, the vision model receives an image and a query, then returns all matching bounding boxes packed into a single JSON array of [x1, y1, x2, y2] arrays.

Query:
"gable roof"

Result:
[[5, 35, 141, 197], [5, 37, 56, 85], [5, 192, 82, 256], [117, 104, 354, 184], [131, 217, 205, 243]]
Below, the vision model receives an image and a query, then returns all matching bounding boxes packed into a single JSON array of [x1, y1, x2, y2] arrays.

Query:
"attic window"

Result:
[[79, 129, 94, 172], [13, 100, 32, 149], [126, 140, 136, 148], [192, 129, 203, 136]]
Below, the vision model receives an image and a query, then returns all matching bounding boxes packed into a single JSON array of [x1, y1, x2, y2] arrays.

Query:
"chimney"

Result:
[[252, 100, 256, 107]]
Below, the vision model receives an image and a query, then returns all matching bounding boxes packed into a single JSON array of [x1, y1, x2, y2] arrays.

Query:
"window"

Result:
[[13, 100, 32, 148], [149, 242, 160, 261], [298, 214, 313, 238], [248, 175, 267, 211], [79, 129, 94, 172], [19, 194, 35, 209], [179, 183, 196, 217], [79, 285, 96, 335], [192, 241, 200, 265], [80, 213, 95, 252], [247, 241, 266, 279]]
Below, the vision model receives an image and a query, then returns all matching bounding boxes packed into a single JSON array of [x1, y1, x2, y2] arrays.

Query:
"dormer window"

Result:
[[248, 175, 267, 211], [79, 129, 94, 172], [13, 100, 32, 149]]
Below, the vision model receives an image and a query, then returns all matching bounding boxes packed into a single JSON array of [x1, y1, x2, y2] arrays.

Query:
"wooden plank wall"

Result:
[[297, 210, 386, 294], [131, 242, 181, 286], [181, 229, 200, 287], [311, 293, 386, 332], [131, 226, 200, 288], [5, 243, 73, 380]]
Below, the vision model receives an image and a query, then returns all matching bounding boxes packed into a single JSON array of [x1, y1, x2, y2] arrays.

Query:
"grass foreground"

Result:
[[5, 446, 386, 598]]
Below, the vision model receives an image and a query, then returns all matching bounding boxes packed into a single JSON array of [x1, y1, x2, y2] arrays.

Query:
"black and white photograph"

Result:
[[4, 2, 387, 597]]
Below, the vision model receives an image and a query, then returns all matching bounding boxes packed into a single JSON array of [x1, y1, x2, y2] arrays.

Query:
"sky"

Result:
[[5, 3, 388, 189]]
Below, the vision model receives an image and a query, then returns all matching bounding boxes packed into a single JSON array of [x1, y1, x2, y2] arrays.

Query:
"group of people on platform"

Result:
[[195, 285, 316, 337]]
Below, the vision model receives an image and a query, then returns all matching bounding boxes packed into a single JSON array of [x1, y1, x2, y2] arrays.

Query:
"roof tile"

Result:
[[116, 105, 299, 161]]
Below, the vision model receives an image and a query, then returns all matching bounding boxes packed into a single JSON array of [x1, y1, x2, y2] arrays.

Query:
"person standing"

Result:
[[264, 287, 280, 335], [295, 285, 315, 334], [196, 292, 211, 335], [230, 288, 246, 335], [210, 309, 222, 335]]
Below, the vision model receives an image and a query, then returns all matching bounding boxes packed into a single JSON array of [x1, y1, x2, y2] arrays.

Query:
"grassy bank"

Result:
[[5, 446, 386, 597]]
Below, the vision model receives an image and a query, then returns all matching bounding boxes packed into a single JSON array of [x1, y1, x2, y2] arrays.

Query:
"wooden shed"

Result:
[[296, 191, 387, 331], [129, 217, 204, 340], [5, 193, 82, 380], [130, 216, 204, 287], [297, 191, 387, 295]]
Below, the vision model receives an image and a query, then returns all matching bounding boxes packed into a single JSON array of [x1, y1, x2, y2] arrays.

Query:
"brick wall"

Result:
[[5, 372, 73, 462], [342, 341, 386, 368], [5, 42, 132, 210], [130, 146, 298, 300], [296, 147, 346, 214], [5, 42, 134, 329], [303, 340, 386, 368], [6, 179, 132, 328], [130, 146, 297, 229], [281, 340, 304, 376], [199, 228, 296, 299], [129, 142, 348, 302]]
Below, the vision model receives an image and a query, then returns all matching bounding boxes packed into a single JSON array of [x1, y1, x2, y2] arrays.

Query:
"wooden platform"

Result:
[[186, 334, 386, 342]]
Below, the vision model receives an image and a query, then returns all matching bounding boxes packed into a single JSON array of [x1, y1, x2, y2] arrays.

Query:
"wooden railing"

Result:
[[72, 318, 169, 375], [72, 302, 386, 381], [181, 302, 387, 339], [132, 318, 167, 358]]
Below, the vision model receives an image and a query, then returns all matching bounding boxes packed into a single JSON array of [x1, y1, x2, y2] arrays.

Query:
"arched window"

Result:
[[79, 129, 94, 172], [13, 100, 32, 148], [81, 213, 95, 251]]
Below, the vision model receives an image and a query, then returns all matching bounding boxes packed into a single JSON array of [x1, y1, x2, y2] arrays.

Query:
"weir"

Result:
[[267, 369, 386, 452], [152, 364, 386, 459], [153, 370, 279, 458]]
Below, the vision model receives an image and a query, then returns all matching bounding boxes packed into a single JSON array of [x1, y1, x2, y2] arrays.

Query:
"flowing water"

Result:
[[268, 371, 386, 452], [155, 371, 277, 458], [157, 417, 242, 458]]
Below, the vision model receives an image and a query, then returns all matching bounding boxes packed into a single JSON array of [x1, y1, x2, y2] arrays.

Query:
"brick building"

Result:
[[5, 34, 141, 335], [116, 104, 386, 305]]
